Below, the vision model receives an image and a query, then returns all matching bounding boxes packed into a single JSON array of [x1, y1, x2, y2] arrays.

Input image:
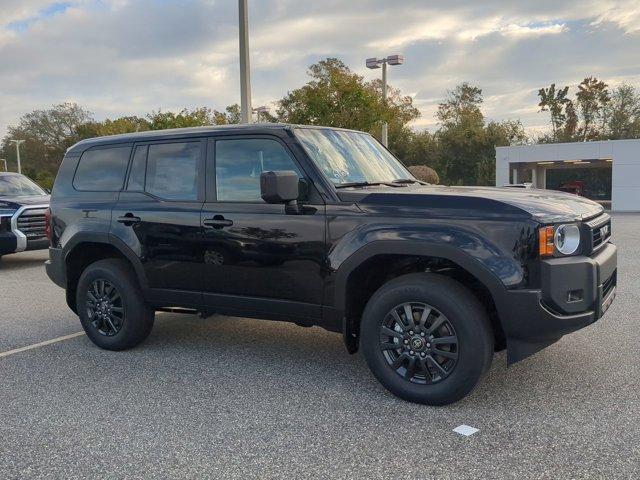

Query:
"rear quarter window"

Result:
[[73, 146, 131, 191]]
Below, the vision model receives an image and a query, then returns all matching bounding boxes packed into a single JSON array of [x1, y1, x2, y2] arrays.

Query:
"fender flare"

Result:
[[332, 240, 510, 321], [62, 232, 149, 290]]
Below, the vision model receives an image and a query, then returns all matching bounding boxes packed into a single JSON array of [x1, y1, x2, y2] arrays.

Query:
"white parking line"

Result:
[[0, 332, 85, 359]]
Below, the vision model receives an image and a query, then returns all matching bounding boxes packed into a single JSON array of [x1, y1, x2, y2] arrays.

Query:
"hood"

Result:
[[337, 185, 603, 223], [0, 194, 50, 212]]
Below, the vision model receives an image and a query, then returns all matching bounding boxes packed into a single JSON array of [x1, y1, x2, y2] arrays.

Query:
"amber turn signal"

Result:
[[539, 226, 554, 257]]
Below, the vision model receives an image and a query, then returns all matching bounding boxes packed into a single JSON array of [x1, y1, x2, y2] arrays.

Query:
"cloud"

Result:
[[0, 0, 639, 139], [499, 22, 567, 38], [592, 4, 640, 33]]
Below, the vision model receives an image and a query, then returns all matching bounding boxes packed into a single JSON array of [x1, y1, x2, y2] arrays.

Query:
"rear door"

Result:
[[111, 138, 206, 298]]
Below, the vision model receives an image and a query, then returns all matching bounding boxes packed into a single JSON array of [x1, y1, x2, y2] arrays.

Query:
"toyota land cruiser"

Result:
[[45, 124, 617, 405]]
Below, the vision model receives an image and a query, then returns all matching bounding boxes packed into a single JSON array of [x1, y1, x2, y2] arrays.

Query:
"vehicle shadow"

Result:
[[121, 312, 601, 411], [0, 251, 48, 271]]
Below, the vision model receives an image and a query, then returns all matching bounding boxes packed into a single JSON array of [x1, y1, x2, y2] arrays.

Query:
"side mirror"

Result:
[[260, 171, 299, 204]]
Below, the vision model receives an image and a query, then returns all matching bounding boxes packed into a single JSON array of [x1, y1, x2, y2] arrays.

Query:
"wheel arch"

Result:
[[62, 234, 147, 313], [332, 241, 509, 354]]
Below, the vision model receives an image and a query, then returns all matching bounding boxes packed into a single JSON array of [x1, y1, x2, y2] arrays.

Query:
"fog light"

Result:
[[567, 289, 583, 302]]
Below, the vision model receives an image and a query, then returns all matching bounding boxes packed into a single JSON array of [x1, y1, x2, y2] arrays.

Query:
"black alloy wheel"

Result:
[[380, 302, 458, 384], [361, 272, 494, 405], [86, 279, 125, 336], [76, 258, 154, 350]]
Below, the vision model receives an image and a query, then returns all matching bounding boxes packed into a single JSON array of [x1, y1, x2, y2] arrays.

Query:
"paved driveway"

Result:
[[1, 214, 638, 479]]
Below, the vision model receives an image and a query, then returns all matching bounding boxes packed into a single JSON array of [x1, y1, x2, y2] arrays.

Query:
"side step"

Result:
[[156, 307, 198, 315], [156, 307, 216, 319]]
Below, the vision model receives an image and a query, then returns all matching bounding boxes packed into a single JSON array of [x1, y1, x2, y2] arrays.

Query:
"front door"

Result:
[[201, 136, 326, 318], [111, 139, 206, 297]]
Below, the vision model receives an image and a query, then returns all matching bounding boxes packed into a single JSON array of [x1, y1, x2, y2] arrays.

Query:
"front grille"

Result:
[[585, 214, 611, 253], [17, 208, 47, 239]]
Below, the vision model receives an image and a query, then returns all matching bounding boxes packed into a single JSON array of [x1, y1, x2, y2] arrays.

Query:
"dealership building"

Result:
[[496, 139, 639, 212]]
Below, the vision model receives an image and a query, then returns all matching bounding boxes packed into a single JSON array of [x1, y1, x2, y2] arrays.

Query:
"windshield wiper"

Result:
[[391, 178, 426, 185], [335, 180, 418, 189], [335, 181, 383, 189]]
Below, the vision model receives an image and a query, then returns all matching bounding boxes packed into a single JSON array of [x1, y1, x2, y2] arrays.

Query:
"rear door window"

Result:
[[127, 145, 148, 191], [73, 146, 131, 191], [145, 142, 201, 201]]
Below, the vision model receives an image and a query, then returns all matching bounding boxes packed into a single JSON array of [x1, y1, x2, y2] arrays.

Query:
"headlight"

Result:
[[539, 224, 581, 257], [554, 224, 581, 255]]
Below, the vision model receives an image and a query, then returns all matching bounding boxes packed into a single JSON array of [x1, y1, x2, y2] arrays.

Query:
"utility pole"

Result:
[[381, 60, 388, 146], [365, 55, 405, 147], [10, 139, 25, 174], [238, 0, 252, 123]]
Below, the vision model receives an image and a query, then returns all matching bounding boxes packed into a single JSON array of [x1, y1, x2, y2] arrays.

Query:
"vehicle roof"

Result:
[[66, 123, 367, 155]]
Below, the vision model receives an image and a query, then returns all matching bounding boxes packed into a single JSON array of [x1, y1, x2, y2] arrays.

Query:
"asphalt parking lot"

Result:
[[1, 214, 638, 479]]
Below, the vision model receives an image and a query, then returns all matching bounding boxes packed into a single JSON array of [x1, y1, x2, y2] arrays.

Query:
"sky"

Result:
[[1, 0, 639, 138]]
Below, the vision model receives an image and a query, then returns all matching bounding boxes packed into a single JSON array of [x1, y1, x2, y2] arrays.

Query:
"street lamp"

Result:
[[365, 54, 405, 147], [9, 139, 25, 174], [238, 0, 252, 124], [252, 106, 269, 122]]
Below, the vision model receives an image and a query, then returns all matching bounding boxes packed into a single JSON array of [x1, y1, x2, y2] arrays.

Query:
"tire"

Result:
[[76, 258, 154, 350], [361, 272, 494, 406]]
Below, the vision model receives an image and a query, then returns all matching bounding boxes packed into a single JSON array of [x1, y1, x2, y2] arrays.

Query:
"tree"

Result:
[[432, 83, 526, 185], [437, 82, 484, 128], [213, 104, 242, 125], [276, 58, 420, 156], [605, 84, 640, 139], [563, 101, 579, 141], [0, 102, 94, 175], [146, 107, 215, 130], [575, 76, 610, 141], [146, 105, 243, 130], [538, 84, 571, 141], [96, 116, 151, 136], [1, 103, 244, 187], [537, 77, 617, 143]]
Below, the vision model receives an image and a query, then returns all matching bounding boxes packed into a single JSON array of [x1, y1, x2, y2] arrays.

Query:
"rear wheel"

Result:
[[76, 259, 154, 350], [361, 273, 493, 405]]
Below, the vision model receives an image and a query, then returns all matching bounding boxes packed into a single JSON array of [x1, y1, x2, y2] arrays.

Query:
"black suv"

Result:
[[45, 124, 617, 405], [0, 172, 50, 258]]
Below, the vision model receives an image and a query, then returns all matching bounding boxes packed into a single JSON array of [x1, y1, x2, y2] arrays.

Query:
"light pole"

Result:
[[252, 106, 269, 122], [10, 139, 25, 174], [365, 55, 404, 147], [238, 0, 252, 124]]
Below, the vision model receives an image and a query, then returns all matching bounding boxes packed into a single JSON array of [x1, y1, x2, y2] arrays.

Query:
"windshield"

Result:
[[0, 174, 47, 197], [294, 128, 414, 186]]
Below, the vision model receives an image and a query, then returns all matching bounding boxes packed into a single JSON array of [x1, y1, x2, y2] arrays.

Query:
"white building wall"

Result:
[[611, 141, 640, 212], [496, 139, 640, 212]]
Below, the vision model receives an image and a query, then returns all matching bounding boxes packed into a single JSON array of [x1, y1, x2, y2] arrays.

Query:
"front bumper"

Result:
[[500, 242, 617, 364], [0, 231, 18, 255], [0, 205, 49, 255]]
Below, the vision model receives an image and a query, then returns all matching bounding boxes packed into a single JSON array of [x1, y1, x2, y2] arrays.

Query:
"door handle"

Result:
[[203, 215, 233, 229], [117, 214, 141, 226]]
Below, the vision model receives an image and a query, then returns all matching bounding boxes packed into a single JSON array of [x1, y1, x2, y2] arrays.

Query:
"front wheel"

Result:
[[76, 259, 154, 350], [361, 273, 494, 405]]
